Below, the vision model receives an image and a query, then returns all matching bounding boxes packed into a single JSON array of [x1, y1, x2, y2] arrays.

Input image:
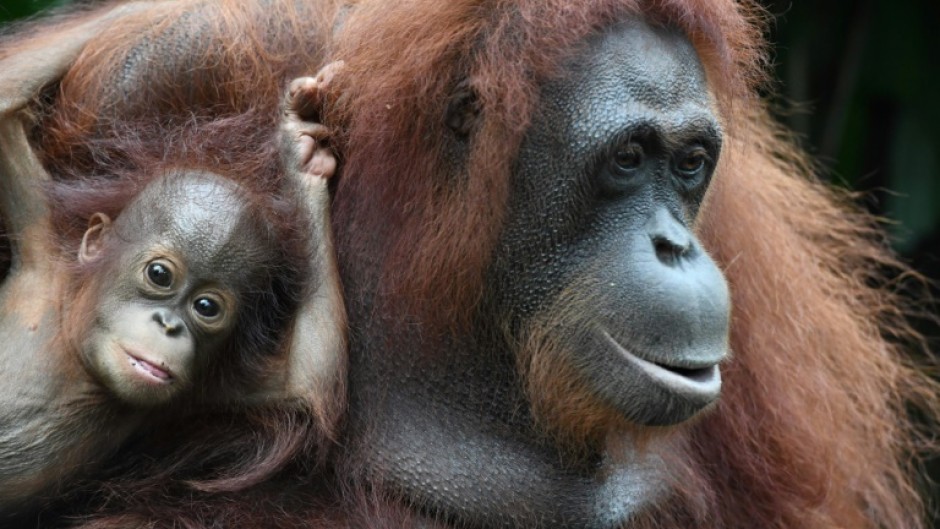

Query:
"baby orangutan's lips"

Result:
[[123, 347, 173, 383]]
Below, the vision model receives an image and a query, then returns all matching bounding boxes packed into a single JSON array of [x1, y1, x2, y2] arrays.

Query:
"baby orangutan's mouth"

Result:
[[123, 347, 173, 384]]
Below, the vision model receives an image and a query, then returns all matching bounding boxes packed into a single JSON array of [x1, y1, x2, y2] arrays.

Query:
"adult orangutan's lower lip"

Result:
[[123, 347, 173, 383], [600, 331, 721, 402]]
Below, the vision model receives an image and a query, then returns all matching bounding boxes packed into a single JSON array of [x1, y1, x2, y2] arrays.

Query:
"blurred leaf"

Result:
[[766, 0, 940, 252], [886, 111, 940, 251], [0, 0, 69, 23]]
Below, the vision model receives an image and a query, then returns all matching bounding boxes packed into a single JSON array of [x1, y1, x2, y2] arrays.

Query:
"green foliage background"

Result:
[[1, 0, 66, 21], [764, 0, 940, 263]]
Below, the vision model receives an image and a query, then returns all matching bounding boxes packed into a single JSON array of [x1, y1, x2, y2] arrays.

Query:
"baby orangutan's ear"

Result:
[[78, 213, 112, 264]]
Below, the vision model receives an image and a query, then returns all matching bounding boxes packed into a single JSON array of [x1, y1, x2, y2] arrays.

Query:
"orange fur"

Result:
[[1, 0, 933, 527], [331, 1, 937, 527]]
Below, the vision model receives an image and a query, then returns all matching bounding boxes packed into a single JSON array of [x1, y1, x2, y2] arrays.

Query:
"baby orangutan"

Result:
[[0, 39, 346, 518]]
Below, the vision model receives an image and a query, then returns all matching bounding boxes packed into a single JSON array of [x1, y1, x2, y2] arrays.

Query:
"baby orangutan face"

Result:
[[77, 171, 270, 406]]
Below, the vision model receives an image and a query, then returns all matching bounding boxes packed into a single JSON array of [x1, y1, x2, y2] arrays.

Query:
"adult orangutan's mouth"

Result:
[[600, 331, 721, 402]]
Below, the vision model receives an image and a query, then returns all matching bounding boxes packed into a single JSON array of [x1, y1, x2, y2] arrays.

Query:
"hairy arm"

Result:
[[0, 115, 49, 276], [275, 65, 348, 430], [0, 3, 150, 280]]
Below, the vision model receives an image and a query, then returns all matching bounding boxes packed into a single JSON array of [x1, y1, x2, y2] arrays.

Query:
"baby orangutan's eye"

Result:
[[193, 296, 221, 318], [145, 261, 173, 288]]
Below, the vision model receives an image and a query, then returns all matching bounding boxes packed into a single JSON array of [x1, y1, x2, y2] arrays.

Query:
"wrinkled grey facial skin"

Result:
[[494, 19, 730, 427], [348, 19, 731, 529]]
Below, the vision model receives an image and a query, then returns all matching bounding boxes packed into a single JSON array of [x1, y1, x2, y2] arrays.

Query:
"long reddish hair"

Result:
[[330, 1, 937, 527], [6, 0, 934, 527]]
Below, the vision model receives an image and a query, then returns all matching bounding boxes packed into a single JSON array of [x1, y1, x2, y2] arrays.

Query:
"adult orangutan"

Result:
[[1, 0, 936, 528]]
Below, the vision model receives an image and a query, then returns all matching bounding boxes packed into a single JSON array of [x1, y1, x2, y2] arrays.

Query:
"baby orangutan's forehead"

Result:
[[168, 210, 263, 278], [166, 188, 246, 255], [119, 172, 273, 282], [164, 185, 271, 281]]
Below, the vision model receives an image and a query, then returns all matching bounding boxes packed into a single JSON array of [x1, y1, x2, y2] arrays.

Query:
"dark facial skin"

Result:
[[494, 20, 729, 426], [79, 173, 262, 406], [349, 19, 730, 528]]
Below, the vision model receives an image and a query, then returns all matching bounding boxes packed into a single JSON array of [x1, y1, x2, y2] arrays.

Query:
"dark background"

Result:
[[761, 0, 940, 284], [3, 0, 940, 523]]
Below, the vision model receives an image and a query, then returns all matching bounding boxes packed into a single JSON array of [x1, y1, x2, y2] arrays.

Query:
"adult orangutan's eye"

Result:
[[676, 148, 709, 178], [611, 142, 644, 175]]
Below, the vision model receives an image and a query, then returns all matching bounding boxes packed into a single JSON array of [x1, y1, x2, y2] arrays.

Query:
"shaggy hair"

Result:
[[0, 1, 934, 528]]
